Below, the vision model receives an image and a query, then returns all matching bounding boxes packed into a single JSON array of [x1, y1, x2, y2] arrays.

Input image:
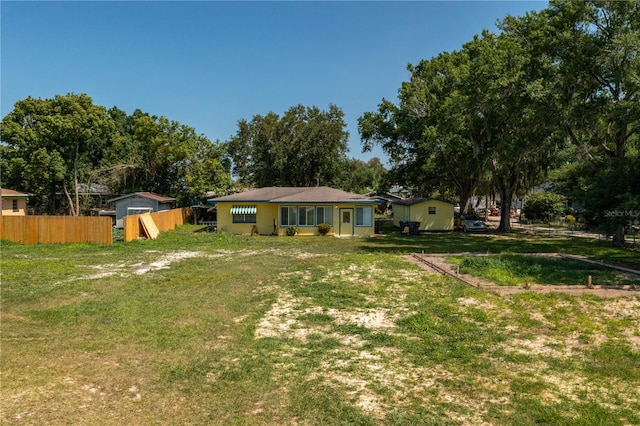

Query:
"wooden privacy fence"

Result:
[[124, 207, 192, 242], [0, 215, 113, 245]]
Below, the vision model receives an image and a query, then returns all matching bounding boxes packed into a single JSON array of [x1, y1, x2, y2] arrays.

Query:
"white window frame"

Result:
[[355, 206, 372, 227], [232, 213, 256, 224], [298, 206, 315, 227], [280, 206, 297, 227], [316, 206, 333, 225]]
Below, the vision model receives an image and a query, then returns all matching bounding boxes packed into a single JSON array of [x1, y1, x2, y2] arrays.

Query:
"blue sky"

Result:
[[1, 1, 545, 163]]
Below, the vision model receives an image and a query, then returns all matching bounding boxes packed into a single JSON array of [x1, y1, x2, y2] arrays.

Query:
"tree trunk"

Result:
[[612, 225, 626, 248], [459, 188, 471, 215], [73, 139, 80, 216], [492, 164, 518, 233], [497, 192, 512, 232], [63, 180, 76, 216]]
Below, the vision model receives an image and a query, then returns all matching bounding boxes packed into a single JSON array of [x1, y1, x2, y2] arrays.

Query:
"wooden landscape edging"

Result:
[[412, 253, 471, 285], [557, 253, 640, 276], [411, 252, 640, 297], [0, 215, 113, 245]]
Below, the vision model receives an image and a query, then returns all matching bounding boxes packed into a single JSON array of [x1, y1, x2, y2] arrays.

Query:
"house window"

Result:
[[428, 206, 436, 215], [12, 200, 19, 212], [280, 206, 297, 227], [233, 214, 256, 224], [355, 206, 372, 227], [231, 205, 257, 223], [298, 206, 315, 226], [316, 206, 333, 225]]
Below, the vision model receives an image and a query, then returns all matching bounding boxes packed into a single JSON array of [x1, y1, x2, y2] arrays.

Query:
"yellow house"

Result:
[[210, 187, 382, 237], [1, 188, 31, 216], [392, 198, 454, 233]]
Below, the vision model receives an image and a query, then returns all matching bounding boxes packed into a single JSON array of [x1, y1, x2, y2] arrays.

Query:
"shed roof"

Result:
[[210, 186, 382, 204], [108, 192, 175, 203], [392, 197, 454, 206], [0, 188, 31, 198]]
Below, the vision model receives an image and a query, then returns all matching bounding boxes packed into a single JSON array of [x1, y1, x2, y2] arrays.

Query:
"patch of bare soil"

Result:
[[254, 277, 421, 419], [64, 251, 203, 284], [252, 255, 640, 424], [408, 253, 640, 298]]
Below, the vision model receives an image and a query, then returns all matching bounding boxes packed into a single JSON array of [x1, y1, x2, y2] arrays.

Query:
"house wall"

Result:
[[216, 202, 377, 237], [393, 200, 454, 231], [412, 200, 454, 231], [1, 197, 28, 216], [114, 196, 172, 227], [217, 202, 277, 235], [392, 204, 411, 227]]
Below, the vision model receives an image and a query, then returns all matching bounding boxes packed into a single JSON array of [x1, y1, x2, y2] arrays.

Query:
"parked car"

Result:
[[455, 214, 488, 232], [490, 207, 500, 216]]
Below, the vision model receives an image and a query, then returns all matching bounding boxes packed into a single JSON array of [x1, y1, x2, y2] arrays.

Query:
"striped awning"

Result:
[[231, 205, 257, 215]]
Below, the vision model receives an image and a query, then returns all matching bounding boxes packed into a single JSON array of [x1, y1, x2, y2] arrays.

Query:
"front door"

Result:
[[339, 208, 354, 237]]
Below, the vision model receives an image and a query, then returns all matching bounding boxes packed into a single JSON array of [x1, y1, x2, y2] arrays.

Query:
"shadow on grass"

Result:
[[357, 225, 640, 269]]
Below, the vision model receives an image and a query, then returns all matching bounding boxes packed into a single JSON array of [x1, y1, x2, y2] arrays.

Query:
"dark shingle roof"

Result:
[[108, 192, 175, 203], [392, 197, 454, 206], [210, 187, 380, 204]]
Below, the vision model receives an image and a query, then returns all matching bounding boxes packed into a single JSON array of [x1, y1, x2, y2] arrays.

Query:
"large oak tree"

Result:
[[227, 104, 349, 188], [1, 93, 231, 212], [0, 94, 114, 215], [546, 0, 640, 246]]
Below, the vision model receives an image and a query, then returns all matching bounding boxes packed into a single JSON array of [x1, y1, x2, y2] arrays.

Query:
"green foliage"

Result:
[[545, 1, 640, 246], [359, 50, 487, 205], [455, 254, 633, 287], [523, 192, 565, 222], [359, 1, 640, 237], [359, 14, 562, 227], [338, 157, 389, 194], [0, 93, 114, 214], [123, 114, 231, 205], [0, 94, 232, 211], [227, 104, 349, 188], [317, 223, 331, 235], [286, 226, 299, 236]]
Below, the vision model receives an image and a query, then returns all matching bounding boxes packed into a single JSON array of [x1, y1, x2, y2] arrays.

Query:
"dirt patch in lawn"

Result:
[[63, 251, 203, 284]]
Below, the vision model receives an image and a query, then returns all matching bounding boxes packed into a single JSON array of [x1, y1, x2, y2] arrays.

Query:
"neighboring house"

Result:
[[392, 198, 454, 233], [77, 183, 115, 210], [0, 188, 31, 216], [209, 186, 383, 237], [108, 192, 175, 228]]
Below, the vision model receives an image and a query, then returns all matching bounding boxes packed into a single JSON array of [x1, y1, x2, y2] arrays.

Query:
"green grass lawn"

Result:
[[446, 254, 640, 287], [2, 226, 639, 425]]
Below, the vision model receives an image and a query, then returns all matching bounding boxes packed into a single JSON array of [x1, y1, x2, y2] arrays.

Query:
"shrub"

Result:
[[317, 223, 331, 236], [565, 214, 577, 229], [286, 226, 299, 236], [523, 192, 565, 222]]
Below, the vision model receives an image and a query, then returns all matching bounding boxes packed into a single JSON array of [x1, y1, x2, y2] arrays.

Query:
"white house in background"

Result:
[[107, 192, 175, 228]]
